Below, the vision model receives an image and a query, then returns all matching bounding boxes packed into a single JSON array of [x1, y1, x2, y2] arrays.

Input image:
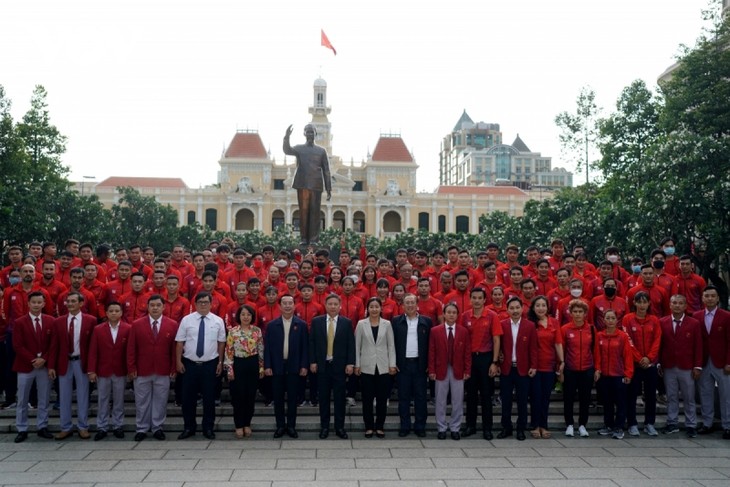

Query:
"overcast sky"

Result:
[[2, 0, 712, 191]]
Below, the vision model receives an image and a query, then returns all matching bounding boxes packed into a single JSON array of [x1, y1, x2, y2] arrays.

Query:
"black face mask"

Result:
[[316, 262, 326, 269], [604, 287, 617, 298], [653, 260, 665, 270]]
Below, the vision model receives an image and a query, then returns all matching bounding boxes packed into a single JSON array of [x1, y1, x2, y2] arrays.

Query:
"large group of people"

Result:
[[0, 235, 728, 444]]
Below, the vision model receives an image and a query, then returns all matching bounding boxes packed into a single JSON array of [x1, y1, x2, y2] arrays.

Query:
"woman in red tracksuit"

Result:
[[594, 309, 634, 439], [561, 299, 595, 438]]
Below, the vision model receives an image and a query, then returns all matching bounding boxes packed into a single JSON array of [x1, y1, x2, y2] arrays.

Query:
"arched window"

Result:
[[333, 210, 346, 231], [205, 208, 218, 230], [235, 209, 254, 231], [353, 211, 366, 233], [187, 211, 196, 225], [455, 215, 469, 233], [438, 215, 446, 233], [383, 211, 401, 233], [418, 212, 429, 231], [272, 209, 285, 230]]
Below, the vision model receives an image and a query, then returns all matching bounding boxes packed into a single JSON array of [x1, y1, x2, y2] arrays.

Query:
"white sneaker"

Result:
[[644, 424, 658, 436], [598, 427, 612, 436], [578, 425, 589, 437], [565, 425, 574, 437], [346, 397, 356, 407], [636, 397, 644, 407], [628, 425, 640, 436], [612, 428, 625, 439]]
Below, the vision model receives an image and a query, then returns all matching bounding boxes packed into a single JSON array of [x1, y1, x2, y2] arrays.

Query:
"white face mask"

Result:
[[570, 289, 583, 298], [607, 255, 619, 263], [349, 275, 359, 284]]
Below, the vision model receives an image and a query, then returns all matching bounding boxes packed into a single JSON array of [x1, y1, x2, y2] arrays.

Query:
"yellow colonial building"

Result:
[[82, 78, 560, 238]]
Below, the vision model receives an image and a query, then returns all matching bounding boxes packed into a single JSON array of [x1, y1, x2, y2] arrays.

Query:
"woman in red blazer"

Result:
[[428, 303, 471, 440]]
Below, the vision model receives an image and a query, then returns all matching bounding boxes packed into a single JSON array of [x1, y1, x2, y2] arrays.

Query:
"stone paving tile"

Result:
[[318, 448, 392, 458], [352, 439, 417, 448], [532, 447, 610, 457], [27, 460, 118, 472], [0, 461, 36, 472], [361, 482, 448, 487], [211, 440, 282, 450], [242, 448, 315, 459], [54, 470, 149, 483], [0, 451, 13, 461], [698, 482, 730, 487], [230, 468, 315, 481], [432, 457, 511, 468], [273, 482, 358, 487], [4, 450, 92, 461], [675, 447, 730, 457], [477, 467, 565, 479], [85, 449, 166, 460], [196, 458, 275, 470], [60, 440, 134, 450], [606, 447, 685, 457], [185, 483, 270, 487], [356, 458, 435, 469], [553, 438, 632, 448], [390, 448, 466, 458], [635, 467, 729, 480], [112, 459, 198, 470], [2, 484, 93, 487], [655, 456, 730, 467], [509, 457, 591, 467], [558, 467, 647, 479], [276, 458, 355, 469], [316, 468, 399, 480], [279, 439, 351, 449], [713, 467, 730, 477], [624, 438, 700, 448], [462, 447, 540, 457], [94, 484, 181, 487], [529, 481, 617, 487], [446, 481, 532, 487], [132, 440, 212, 450], [163, 449, 242, 459], [0, 442, 60, 452], [144, 469, 233, 482], [614, 481, 704, 487], [397, 467, 483, 480], [581, 456, 666, 467]]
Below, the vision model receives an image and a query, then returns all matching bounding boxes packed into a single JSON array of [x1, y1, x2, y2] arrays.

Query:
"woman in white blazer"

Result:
[[355, 297, 397, 438]]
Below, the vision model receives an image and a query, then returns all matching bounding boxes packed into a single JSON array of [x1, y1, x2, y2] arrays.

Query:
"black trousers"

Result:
[[563, 368, 594, 427], [599, 376, 627, 429], [318, 361, 347, 429], [500, 366, 530, 431], [272, 361, 300, 429], [465, 352, 494, 431], [181, 358, 217, 432], [230, 356, 259, 428], [360, 370, 392, 430], [397, 359, 428, 432]]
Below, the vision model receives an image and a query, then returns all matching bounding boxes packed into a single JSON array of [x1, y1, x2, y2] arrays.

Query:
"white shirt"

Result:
[[672, 314, 685, 334], [149, 315, 162, 333], [175, 311, 226, 361], [511, 320, 520, 363], [109, 322, 120, 344], [445, 324, 456, 339], [282, 316, 293, 360], [405, 314, 419, 358], [67, 313, 82, 356]]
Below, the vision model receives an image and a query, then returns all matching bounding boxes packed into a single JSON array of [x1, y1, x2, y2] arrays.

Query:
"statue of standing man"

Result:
[[284, 124, 332, 245]]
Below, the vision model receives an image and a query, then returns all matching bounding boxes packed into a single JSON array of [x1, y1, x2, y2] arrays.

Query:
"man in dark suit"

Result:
[[264, 295, 309, 438], [12, 291, 54, 443], [128, 294, 179, 441], [309, 294, 355, 439], [391, 294, 432, 437], [693, 285, 730, 438], [48, 291, 98, 440]]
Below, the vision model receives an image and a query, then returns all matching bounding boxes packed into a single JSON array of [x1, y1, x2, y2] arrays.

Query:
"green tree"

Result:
[[555, 86, 600, 184], [109, 187, 180, 250]]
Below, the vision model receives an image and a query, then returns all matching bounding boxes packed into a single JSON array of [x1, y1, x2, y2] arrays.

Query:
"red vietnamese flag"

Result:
[[321, 29, 336, 55]]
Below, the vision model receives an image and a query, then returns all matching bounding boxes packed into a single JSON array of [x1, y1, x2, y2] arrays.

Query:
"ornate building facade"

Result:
[[82, 79, 561, 238]]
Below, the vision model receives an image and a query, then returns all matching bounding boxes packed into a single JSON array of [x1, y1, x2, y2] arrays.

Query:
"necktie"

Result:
[[196, 316, 205, 358], [673, 319, 680, 335], [327, 316, 335, 357], [34, 317, 42, 351], [152, 320, 159, 340], [447, 326, 454, 364], [68, 316, 75, 354]]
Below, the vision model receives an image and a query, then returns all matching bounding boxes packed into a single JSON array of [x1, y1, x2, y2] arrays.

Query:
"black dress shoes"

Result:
[[462, 425, 477, 437], [319, 428, 329, 439], [697, 425, 715, 435], [437, 431, 447, 440], [273, 427, 287, 438], [516, 430, 526, 441], [94, 430, 107, 441], [37, 428, 54, 439], [483, 430, 494, 440], [497, 429, 513, 439], [113, 428, 125, 439], [335, 428, 348, 439], [451, 431, 461, 441], [153, 430, 166, 440], [14, 431, 28, 443], [287, 427, 298, 439], [723, 429, 730, 440], [203, 430, 215, 440], [134, 432, 147, 442], [398, 429, 409, 437], [177, 430, 195, 440], [414, 430, 426, 438]]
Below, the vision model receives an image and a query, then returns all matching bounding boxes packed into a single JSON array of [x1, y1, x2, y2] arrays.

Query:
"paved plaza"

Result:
[[0, 431, 729, 487]]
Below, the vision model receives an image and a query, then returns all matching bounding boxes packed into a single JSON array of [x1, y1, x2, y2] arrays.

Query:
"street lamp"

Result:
[[81, 175, 95, 196]]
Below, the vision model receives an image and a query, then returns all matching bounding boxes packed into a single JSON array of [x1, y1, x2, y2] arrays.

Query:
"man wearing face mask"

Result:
[[604, 247, 630, 285], [556, 279, 591, 326], [650, 249, 676, 298], [591, 278, 629, 331], [660, 237, 680, 277]]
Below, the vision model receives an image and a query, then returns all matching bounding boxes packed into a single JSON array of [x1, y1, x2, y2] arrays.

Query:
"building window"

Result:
[[438, 215, 446, 233], [418, 212, 429, 230], [353, 181, 363, 191], [187, 211, 196, 225], [317, 92, 324, 107], [353, 211, 366, 232], [383, 211, 401, 233], [456, 215, 469, 233], [272, 209, 285, 230], [205, 208, 218, 230], [235, 209, 254, 231], [333, 211, 346, 231], [273, 179, 285, 190]]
